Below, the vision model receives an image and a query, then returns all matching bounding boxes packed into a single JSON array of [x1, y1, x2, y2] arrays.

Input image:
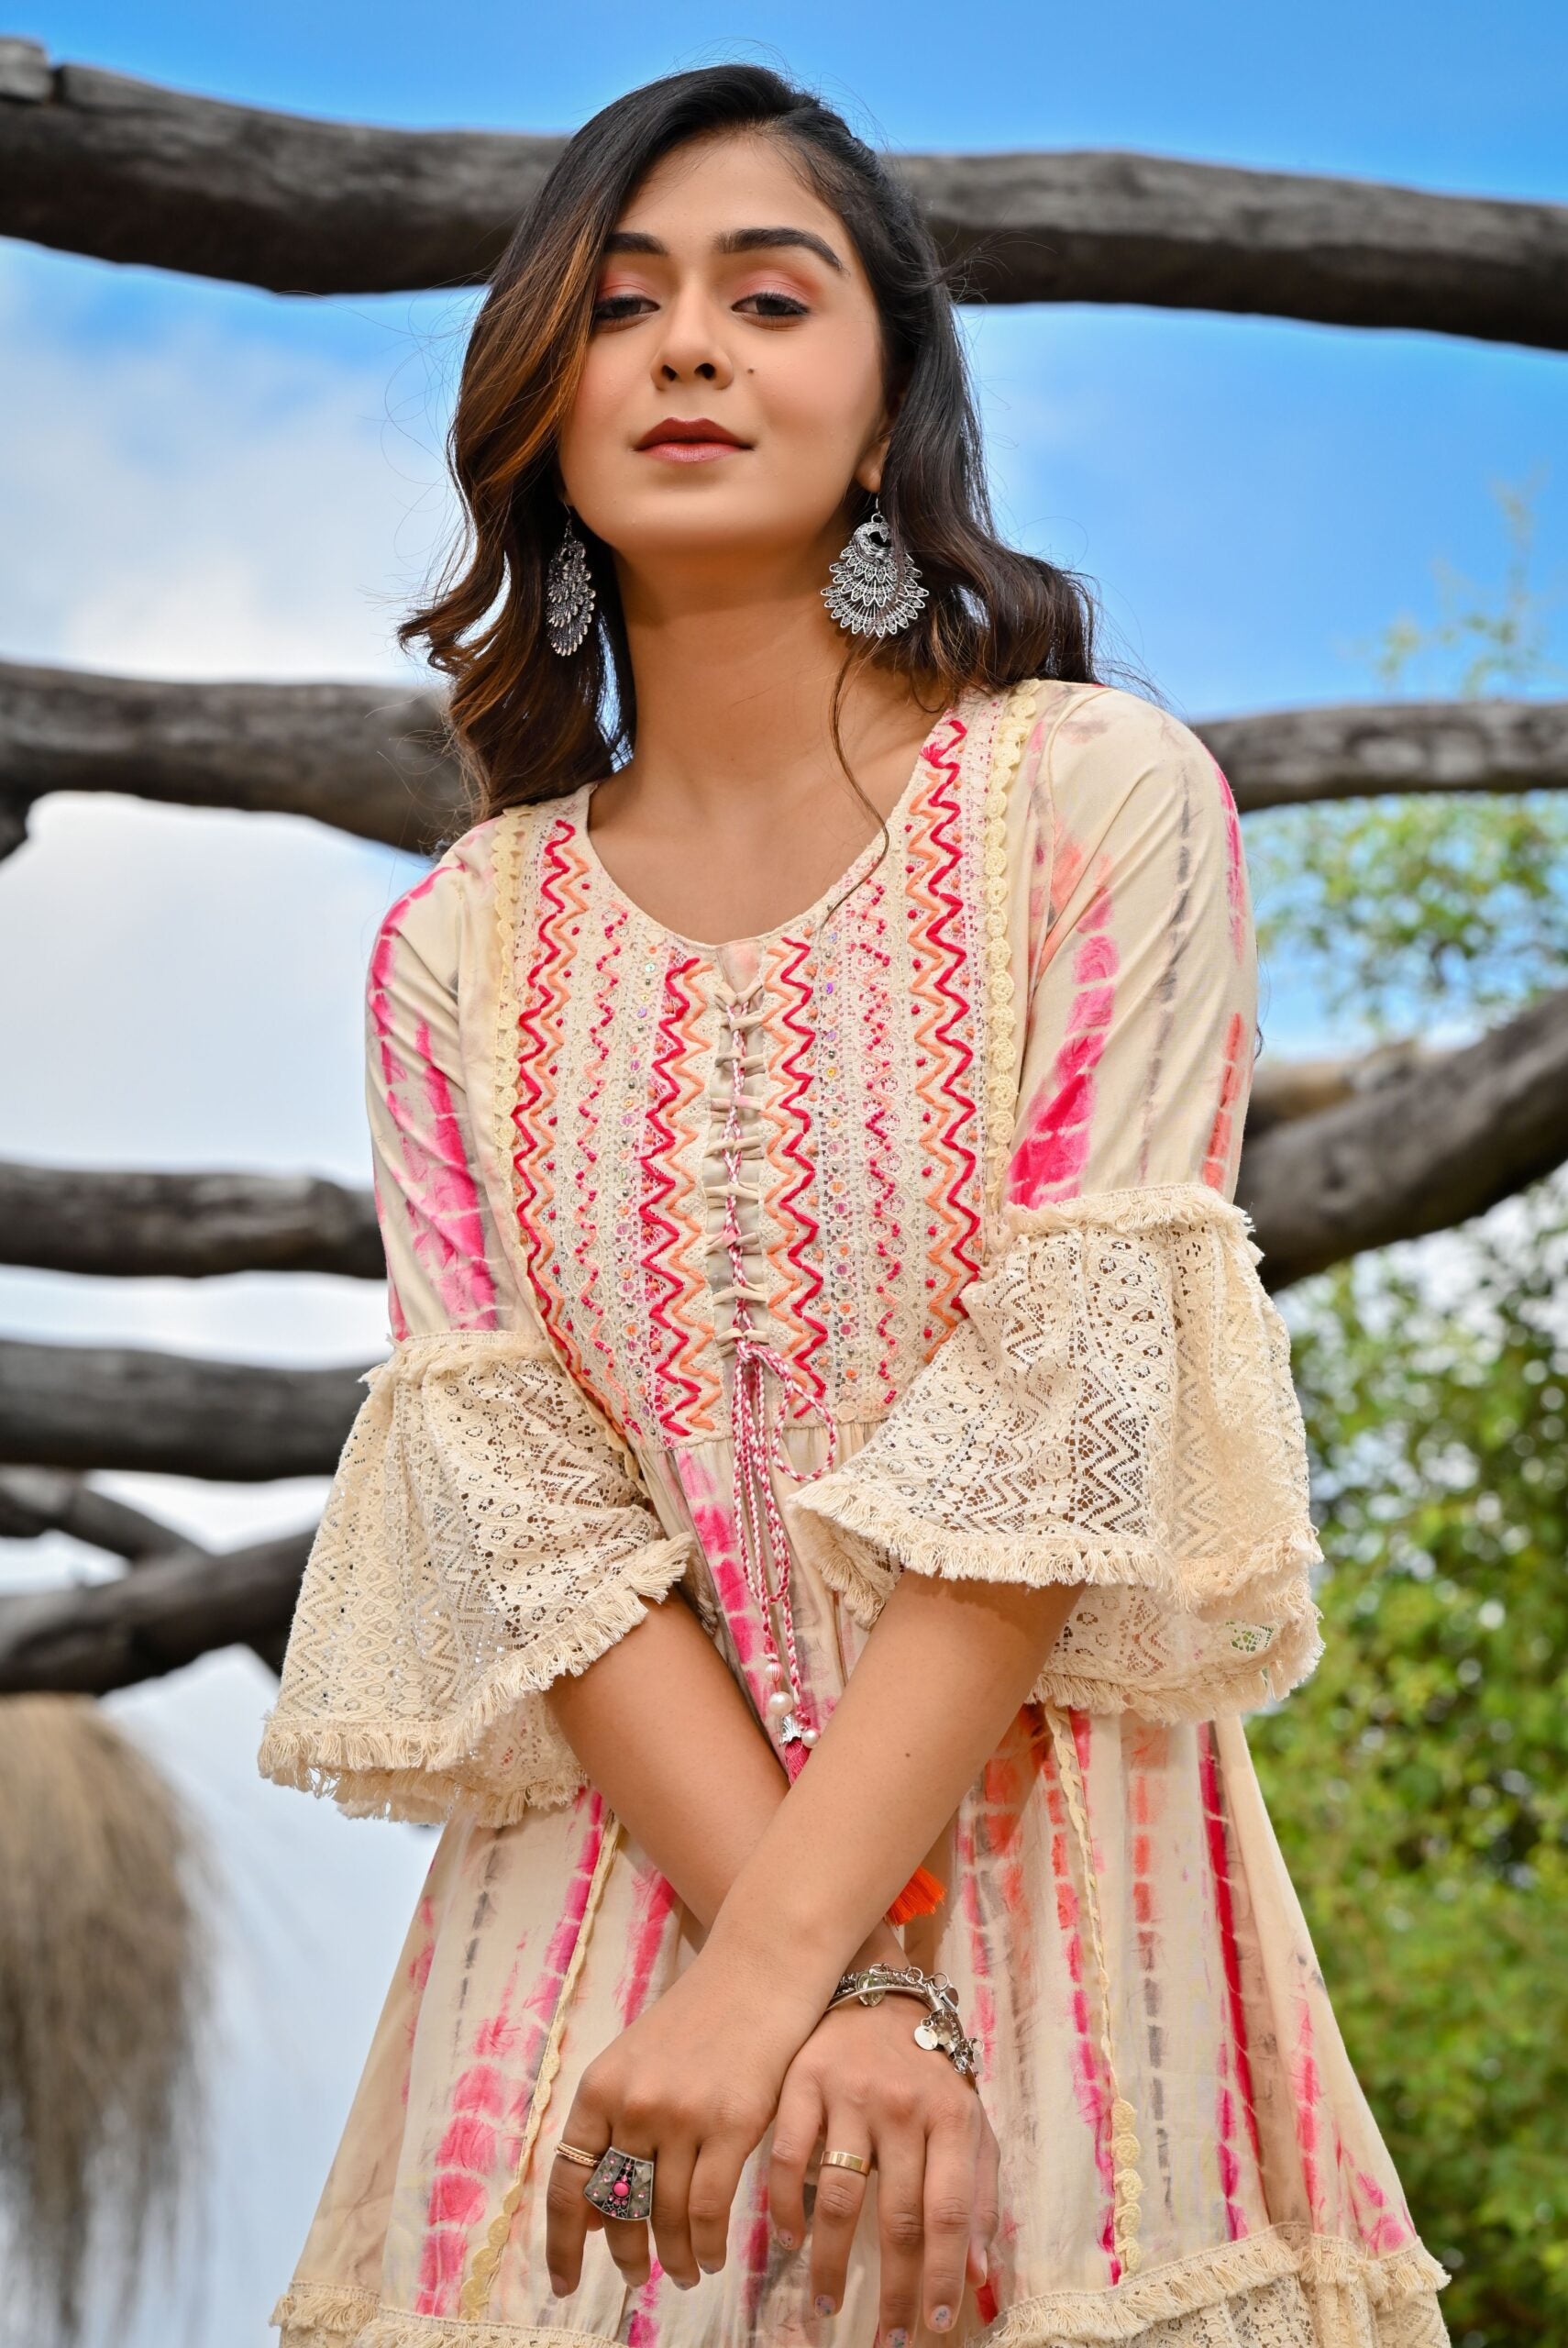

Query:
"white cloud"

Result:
[[0, 250, 465, 681]]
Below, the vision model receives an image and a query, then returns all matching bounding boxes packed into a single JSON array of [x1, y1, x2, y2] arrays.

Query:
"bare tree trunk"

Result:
[[5, 660, 1563, 858], [2, 41, 1564, 344], [1238, 982, 1568, 1285], [0, 1159, 383, 1279]]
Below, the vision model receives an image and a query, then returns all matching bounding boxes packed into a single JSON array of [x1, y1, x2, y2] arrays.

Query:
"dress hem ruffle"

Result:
[[270, 2222, 1451, 2347]]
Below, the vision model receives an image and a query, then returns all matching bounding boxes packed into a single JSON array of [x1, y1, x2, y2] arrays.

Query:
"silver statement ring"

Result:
[[583, 2144, 657, 2223]]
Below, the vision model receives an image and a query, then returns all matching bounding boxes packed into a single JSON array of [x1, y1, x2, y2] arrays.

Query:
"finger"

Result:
[[871, 2114, 926, 2348], [922, 2110, 983, 2334], [544, 2102, 610, 2298], [765, 2066, 823, 2255], [649, 2134, 700, 2292], [967, 2117, 1001, 2289], [685, 2118, 756, 2279], [806, 2110, 874, 2323]]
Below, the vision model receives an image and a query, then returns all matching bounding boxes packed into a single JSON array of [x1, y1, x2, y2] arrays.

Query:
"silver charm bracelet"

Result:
[[825, 1962, 981, 2083]]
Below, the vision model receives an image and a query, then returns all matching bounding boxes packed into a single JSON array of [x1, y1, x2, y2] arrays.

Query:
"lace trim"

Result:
[[981, 678, 1046, 1246], [271, 2227, 1449, 2346], [257, 1330, 695, 1824], [785, 1183, 1325, 1723], [977, 2223, 1451, 2345]]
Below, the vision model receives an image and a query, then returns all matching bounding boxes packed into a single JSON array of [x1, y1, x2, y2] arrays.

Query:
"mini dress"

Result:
[[258, 676, 1452, 2348]]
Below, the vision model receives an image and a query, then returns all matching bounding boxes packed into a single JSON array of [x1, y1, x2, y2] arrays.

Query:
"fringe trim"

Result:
[[787, 1473, 1322, 1618], [271, 2225, 1450, 2347], [975, 2221, 1452, 2345], [999, 1180, 1261, 1250], [1032, 1607, 1326, 1724], [257, 1534, 695, 1826], [358, 1326, 560, 1390]]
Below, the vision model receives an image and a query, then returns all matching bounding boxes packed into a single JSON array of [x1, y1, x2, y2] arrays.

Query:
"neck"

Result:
[[610, 552, 932, 828]]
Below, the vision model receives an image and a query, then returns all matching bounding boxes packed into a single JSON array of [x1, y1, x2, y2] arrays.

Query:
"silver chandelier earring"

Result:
[[545, 505, 596, 658], [822, 496, 928, 637]]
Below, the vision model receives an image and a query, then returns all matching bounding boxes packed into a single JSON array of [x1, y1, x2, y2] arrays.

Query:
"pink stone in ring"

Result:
[[613, 2177, 629, 2198]]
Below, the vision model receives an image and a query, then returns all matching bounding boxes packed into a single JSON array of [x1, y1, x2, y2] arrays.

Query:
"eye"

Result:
[[737, 289, 810, 318], [591, 292, 655, 326]]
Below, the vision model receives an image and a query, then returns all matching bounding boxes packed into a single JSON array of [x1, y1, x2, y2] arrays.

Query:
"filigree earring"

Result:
[[545, 504, 596, 658], [822, 495, 928, 637]]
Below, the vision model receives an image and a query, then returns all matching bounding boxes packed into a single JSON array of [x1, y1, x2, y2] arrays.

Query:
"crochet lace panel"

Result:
[[786, 1182, 1326, 1722], [271, 2225, 1450, 2346], [257, 1330, 695, 1825]]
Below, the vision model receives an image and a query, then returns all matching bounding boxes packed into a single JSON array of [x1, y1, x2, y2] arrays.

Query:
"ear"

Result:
[[854, 393, 900, 497]]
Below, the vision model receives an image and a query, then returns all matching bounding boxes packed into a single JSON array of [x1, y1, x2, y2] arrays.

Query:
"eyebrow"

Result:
[[602, 226, 847, 275]]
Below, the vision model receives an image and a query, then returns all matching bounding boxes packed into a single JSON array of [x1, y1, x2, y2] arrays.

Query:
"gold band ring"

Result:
[[553, 2143, 602, 2168], [821, 2148, 873, 2175]]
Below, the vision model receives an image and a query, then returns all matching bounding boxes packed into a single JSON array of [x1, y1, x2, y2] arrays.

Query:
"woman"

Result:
[[258, 63, 1452, 2348]]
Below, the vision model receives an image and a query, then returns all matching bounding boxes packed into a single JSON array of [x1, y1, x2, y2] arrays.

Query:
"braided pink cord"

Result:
[[712, 979, 839, 1777]]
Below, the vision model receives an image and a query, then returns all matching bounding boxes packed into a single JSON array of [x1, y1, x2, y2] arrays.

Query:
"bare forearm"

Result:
[[545, 1592, 905, 1962], [705, 1572, 1080, 1996]]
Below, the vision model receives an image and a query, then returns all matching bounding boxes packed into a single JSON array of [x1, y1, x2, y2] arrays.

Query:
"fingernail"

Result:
[[933, 2308, 954, 2331], [775, 2228, 795, 2249], [889, 2331, 911, 2346], [814, 2293, 836, 2316], [547, 2273, 567, 2297]]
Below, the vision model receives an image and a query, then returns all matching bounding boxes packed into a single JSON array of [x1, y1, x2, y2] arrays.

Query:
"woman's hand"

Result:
[[544, 1939, 819, 2298], [767, 1994, 999, 2342]]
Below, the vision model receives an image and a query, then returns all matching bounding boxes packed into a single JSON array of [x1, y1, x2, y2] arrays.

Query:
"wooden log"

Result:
[[1238, 981, 1568, 1285], [1, 41, 1564, 345], [0, 1339, 369, 1479], [0, 1159, 384, 1279], [0, 659, 465, 852], [4, 661, 1564, 858]]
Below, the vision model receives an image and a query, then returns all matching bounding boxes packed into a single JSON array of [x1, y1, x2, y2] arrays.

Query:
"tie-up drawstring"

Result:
[[712, 978, 839, 1781]]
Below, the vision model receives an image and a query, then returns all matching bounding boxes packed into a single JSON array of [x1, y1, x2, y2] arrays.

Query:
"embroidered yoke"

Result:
[[259, 679, 1452, 2348]]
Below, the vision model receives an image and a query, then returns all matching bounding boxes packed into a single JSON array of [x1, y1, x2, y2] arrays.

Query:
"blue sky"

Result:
[[0, 6, 1564, 2340]]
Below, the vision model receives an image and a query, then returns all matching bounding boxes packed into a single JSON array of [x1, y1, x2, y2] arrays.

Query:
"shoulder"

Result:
[[367, 813, 512, 997], [1004, 680, 1241, 870]]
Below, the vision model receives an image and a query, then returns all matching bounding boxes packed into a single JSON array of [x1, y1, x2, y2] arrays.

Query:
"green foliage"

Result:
[[1251, 1184, 1568, 2341], [1249, 471, 1568, 1041]]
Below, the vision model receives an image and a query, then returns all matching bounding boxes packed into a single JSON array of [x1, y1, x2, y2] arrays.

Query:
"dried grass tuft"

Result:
[[0, 1695, 215, 2347]]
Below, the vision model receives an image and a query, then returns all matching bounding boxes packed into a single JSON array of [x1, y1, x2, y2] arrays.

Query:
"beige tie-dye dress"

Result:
[[258, 676, 1452, 2348]]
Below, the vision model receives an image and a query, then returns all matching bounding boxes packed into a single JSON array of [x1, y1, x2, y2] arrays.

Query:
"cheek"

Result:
[[558, 345, 635, 472], [756, 323, 883, 446]]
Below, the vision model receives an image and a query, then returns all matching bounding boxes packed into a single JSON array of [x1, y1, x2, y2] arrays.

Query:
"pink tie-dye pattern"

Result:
[[1198, 1723, 1259, 2241], [1201, 1010, 1250, 1193], [1006, 880, 1118, 1207], [1204, 750, 1249, 967], [370, 876, 499, 1332], [1043, 1718, 1120, 2283]]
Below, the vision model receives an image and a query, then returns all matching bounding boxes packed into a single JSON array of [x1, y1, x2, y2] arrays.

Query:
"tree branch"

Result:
[[2, 40, 1564, 345], [1207, 695, 1568, 814], [0, 1340, 368, 1479], [0, 1158, 384, 1279], [0, 1467, 295, 1673], [5, 660, 1563, 859], [0, 1525, 309, 1694], [0, 659, 464, 854], [1239, 983, 1568, 1285]]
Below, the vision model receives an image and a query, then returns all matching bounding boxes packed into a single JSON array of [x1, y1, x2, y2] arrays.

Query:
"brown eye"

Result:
[[591, 293, 654, 324], [737, 291, 809, 318]]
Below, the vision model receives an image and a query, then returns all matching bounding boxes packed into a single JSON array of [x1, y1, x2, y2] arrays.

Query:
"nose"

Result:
[[650, 282, 735, 391]]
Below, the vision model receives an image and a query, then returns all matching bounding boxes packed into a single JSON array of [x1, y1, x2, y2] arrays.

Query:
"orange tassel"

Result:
[[885, 1863, 946, 1925]]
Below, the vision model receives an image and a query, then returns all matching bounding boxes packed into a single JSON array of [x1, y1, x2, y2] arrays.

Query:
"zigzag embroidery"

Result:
[[511, 815, 590, 1381], [904, 714, 983, 1344]]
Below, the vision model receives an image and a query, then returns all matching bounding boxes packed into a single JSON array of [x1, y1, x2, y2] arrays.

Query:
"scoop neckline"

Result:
[[572, 697, 965, 955]]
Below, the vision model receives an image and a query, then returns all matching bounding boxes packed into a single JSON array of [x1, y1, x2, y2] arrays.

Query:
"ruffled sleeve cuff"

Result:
[[785, 1181, 1325, 1724], [257, 1328, 695, 1825]]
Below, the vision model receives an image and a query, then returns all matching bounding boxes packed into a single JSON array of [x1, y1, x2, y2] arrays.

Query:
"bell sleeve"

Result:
[[785, 682, 1324, 1723], [256, 835, 696, 1825]]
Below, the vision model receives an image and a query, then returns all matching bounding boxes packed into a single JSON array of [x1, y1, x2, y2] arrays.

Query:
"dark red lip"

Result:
[[635, 416, 750, 449]]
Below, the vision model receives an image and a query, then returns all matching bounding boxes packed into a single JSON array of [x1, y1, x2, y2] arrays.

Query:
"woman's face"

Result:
[[554, 129, 892, 600]]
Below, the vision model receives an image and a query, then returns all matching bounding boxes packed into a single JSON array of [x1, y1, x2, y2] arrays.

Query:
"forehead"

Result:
[[615, 129, 840, 240]]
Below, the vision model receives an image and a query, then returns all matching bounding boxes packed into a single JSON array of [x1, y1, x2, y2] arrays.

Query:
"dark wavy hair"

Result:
[[400, 61, 1123, 825]]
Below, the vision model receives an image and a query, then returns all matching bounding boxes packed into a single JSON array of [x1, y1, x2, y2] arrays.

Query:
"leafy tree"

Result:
[[1247, 478, 1568, 2340]]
